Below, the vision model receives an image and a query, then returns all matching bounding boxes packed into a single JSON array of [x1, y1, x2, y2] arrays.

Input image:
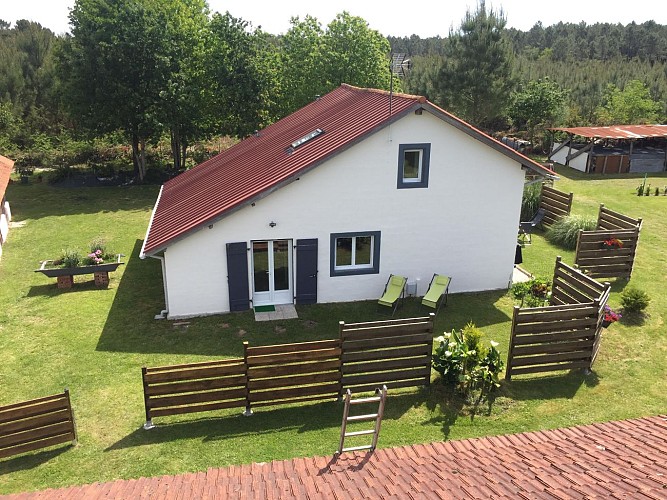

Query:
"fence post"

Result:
[[596, 204, 604, 230], [337, 321, 345, 399], [141, 367, 155, 430], [64, 388, 77, 444], [426, 313, 435, 386], [243, 341, 253, 416], [574, 230, 584, 268], [505, 306, 520, 381]]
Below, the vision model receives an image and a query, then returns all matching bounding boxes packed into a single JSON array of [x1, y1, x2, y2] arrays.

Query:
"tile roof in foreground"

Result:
[[141, 84, 555, 257], [3, 414, 666, 499]]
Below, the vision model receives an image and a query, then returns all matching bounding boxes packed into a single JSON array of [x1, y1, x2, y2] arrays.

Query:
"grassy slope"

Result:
[[1, 166, 666, 493]]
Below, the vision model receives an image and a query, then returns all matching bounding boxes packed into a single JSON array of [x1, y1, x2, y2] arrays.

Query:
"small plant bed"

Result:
[[432, 322, 503, 403], [35, 239, 124, 288]]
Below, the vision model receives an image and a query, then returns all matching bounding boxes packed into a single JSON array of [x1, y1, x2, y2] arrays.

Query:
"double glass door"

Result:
[[252, 240, 292, 306]]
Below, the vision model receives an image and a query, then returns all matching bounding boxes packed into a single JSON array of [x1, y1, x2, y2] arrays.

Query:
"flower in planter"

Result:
[[602, 238, 623, 249], [603, 304, 622, 323]]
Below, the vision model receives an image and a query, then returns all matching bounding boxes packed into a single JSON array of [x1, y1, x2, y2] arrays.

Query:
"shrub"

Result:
[[546, 215, 597, 250], [621, 287, 650, 314], [511, 277, 551, 307], [432, 324, 503, 400], [60, 249, 81, 268], [520, 182, 542, 222]]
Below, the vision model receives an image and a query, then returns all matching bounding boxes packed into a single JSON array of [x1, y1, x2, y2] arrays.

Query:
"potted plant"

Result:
[[601, 304, 621, 328], [35, 239, 124, 288]]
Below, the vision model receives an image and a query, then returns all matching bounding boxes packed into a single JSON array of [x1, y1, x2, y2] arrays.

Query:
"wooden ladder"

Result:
[[337, 385, 387, 455]]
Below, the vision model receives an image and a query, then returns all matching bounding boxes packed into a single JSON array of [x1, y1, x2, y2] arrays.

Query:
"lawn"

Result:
[[1, 166, 666, 494]]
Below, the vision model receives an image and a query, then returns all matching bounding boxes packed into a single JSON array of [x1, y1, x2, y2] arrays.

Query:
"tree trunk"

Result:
[[131, 131, 147, 182], [180, 140, 188, 170], [170, 129, 181, 172]]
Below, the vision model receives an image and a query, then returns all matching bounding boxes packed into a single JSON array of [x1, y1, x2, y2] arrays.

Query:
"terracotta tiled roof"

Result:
[[0, 154, 14, 201], [4, 415, 667, 499], [141, 84, 553, 257]]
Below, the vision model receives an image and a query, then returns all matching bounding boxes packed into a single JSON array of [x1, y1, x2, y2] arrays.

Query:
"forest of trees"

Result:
[[1, 1, 665, 182]]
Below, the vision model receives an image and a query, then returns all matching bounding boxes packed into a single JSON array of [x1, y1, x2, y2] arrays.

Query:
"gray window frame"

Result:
[[330, 231, 381, 277], [397, 143, 431, 189]]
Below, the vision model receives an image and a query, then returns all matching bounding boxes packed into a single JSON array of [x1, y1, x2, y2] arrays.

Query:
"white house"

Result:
[[0, 154, 14, 260], [141, 84, 554, 319]]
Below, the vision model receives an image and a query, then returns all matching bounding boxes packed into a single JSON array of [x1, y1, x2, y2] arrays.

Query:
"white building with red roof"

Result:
[[0, 154, 15, 260], [141, 84, 554, 318]]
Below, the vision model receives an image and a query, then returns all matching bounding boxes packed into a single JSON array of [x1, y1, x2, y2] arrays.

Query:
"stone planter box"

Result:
[[35, 254, 124, 288]]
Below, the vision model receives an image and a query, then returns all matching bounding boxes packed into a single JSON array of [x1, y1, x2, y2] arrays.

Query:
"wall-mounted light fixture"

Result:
[[269, 221, 277, 228]]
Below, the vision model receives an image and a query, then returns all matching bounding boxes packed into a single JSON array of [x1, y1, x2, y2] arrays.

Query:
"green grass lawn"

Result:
[[1, 166, 666, 494]]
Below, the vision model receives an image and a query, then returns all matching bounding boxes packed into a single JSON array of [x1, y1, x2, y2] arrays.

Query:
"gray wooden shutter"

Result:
[[295, 238, 318, 305], [226, 242, 250, 311]]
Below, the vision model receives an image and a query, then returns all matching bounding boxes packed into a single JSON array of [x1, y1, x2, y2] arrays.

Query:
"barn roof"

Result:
[[0, 154, 15, 202], [550, 124, 667, 140], [5, 414, 667, 499], [141, 84, 554, 257]]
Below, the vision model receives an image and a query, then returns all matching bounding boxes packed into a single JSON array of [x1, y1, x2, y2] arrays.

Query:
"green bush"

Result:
[[621, 287, 651, 314], [520, 182, 542, 221], [60, 249, 81, 268], [546, 215, 597, 250], [432, 324, 503, 400], [511, 277, 551, 307]]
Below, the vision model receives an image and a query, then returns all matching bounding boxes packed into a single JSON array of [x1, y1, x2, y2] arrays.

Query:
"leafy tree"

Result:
[[277, 12, 392, 116], [278, 15, 325, 114], [205, 12, 280, 139], [596, 80, 661, 124], [58, 0, 206, 180], [509, 78, 569, 151], [434, 1, 514, 129], [321, 12, 391, 91]]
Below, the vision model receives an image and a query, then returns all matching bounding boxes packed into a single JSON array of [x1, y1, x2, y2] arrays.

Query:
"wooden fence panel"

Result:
[[506, 257, 610, 380], [141, 317, 436, 425], [245, 339, 341, 410], [597, 204, 642, 231], [574, 205, 642, 279], [142, 358, 247, 425], [340, 314, 434, 393], [540, 185, 573, 228], [0, 390, 76, 459]]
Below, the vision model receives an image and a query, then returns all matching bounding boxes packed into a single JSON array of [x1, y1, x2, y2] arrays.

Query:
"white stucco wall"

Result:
[[161, 111, 526, 318], [551, 142, 588, 172]]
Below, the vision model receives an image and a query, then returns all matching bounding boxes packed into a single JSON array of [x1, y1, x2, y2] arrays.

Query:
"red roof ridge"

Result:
[[340, 83, 427, 103]]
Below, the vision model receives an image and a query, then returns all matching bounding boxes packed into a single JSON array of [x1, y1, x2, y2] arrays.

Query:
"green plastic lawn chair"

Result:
[[378, 274, 407, 316], [421, 274, 451, 315]]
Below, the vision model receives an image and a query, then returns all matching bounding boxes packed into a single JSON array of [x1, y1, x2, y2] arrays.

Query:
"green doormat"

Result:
[[254, 305, 275, 312]]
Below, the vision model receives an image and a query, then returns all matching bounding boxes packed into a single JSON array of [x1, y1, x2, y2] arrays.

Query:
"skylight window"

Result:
[[291, 129, 324, 149]]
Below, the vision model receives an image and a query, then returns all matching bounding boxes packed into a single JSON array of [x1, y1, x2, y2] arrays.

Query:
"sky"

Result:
[[3, 0, 667, 37]]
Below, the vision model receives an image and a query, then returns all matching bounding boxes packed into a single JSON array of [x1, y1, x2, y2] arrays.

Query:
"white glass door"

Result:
[[252, 240, 292, 306]]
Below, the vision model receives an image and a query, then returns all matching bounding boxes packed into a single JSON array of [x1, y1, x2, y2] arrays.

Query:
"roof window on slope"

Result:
[[289, 129, 324, 151]]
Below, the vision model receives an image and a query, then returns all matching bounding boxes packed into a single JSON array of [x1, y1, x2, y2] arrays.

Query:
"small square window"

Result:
[[398, 143, 430, 189], [330, 231, 381, 277]]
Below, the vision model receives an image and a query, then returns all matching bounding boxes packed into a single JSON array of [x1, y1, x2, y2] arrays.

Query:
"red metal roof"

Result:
[[551, 124, 667, 139], [0, 154, 14, 202], [142, 85, 553, 256], [5, 414, 667, 499]]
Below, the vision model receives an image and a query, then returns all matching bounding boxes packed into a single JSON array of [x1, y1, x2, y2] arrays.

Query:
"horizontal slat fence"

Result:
[[575, 205, 642, 279], [245, 339, 341, 411], [506, 257, 610, 380], [141, 316, 434, 426], [596, 204, 642, 231], [142, 358, 247, 427], [0, 390, 76, 459], [340, 314, 434, 393], [540, 185, 573, 228]]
